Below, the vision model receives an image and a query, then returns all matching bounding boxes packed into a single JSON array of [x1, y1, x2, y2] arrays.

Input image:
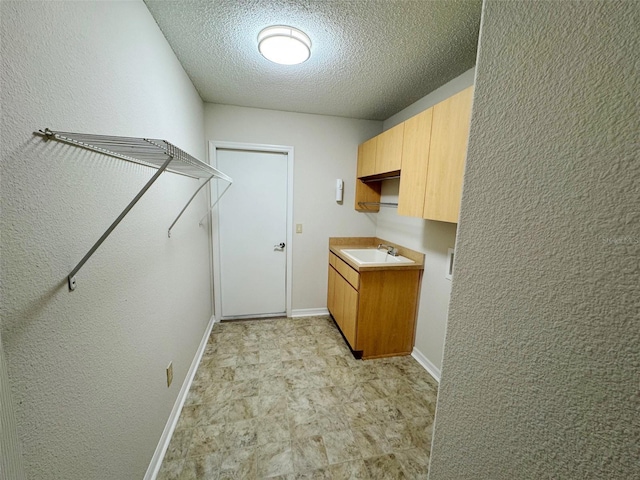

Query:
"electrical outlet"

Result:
[[166, 362, 173, 387], [296, 224, 303, 234]]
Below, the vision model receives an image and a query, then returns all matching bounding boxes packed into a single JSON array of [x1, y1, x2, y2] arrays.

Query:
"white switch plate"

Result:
[[445, 248, 454, 281], [296, 224, 303, 234]]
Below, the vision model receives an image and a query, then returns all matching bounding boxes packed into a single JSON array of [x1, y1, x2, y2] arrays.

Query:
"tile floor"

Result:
[[157, 316, 438, 480]]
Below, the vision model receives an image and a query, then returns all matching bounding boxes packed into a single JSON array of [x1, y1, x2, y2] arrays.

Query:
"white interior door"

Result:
[[217, 148, 288, 318]]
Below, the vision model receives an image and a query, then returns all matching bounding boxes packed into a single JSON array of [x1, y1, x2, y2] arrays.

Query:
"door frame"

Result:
[[208, 140, 294, 321]]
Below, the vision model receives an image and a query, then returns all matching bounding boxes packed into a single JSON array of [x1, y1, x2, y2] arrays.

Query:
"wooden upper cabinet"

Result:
[[423, 86, 474, 223], [397, 108, 433, 217], [357, 137, 377, 178], [355, 136, 380, 211], [375, 122, 404, 174]]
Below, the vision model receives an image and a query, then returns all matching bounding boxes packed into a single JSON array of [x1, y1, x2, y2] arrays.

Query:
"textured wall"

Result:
[[429, 1, 639, 479], [1, 1, 211, 479], [376, 68, 475, 375], [204, 104, 381, 311], [0, 334, 26, 479]]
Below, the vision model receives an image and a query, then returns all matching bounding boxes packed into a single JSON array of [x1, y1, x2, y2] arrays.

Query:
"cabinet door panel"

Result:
[[398, 108, 433, 217], [327, 265, 337, 317], [375, 123, 404, 174], [333, 271, 345, 330], [424, 86, 473, 223], [342, 282, 358, 348], [357, 137, 378, 178]]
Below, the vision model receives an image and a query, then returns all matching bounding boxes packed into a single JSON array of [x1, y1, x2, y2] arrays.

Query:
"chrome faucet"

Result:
[[377, 243, 398, 256]]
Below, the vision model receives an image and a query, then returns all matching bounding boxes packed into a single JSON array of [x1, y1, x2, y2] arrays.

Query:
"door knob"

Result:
[[274, 242, 285, 249]]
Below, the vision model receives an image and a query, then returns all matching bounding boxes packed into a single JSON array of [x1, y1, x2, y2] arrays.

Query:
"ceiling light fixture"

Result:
[[258, 26, 311, 65]]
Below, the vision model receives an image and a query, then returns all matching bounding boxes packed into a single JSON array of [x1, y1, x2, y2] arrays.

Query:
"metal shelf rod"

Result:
[[199, 183, 233, 226], [67, 154, 173, 291], [358, 201, 399, 208], [168, 175, 215, 238], [361, 175, 400, 183]]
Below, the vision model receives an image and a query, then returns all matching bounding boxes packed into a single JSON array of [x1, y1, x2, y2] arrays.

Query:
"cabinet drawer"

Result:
[[329, 252, 337, 269], [332, 254, 359, 290]]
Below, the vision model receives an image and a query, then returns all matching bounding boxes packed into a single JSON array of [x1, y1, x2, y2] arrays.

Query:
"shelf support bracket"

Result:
[[198, 182, 233, 227], [67, 154, 173, 291], [167, 175, 215, 238]]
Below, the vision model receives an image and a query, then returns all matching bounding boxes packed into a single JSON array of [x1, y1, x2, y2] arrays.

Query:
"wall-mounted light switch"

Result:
[[296, 224, 303, 234], [446, 248, 454, 281]]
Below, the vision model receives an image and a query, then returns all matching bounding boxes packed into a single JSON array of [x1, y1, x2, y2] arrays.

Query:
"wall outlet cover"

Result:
[[166, 362, 173, 387], [446, 248, 454, 281]]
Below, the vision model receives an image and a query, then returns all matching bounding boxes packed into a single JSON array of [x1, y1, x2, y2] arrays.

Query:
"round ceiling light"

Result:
[[258, 26, 311, 65]]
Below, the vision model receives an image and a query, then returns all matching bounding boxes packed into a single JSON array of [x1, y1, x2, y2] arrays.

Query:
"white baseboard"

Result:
[[411, 347, 441, 383], [144, 315, 217, 480], [291, 308, 329, 318]]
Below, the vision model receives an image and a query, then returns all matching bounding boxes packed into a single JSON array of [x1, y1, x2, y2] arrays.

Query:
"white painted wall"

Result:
[[204, 104, 381, 311], [1, 2, 211, 479], [0, 334, 26, 480], [430, 1, 639, 478], [376, 68, 475, 377]]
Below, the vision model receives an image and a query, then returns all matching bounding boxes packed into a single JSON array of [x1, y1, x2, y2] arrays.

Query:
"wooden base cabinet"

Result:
[[327, 252, 421, 359]]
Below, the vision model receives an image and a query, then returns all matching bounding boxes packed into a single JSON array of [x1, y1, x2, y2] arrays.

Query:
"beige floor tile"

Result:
[[364, 453, 407, 479], [394, 448, 430, 480], [259, 394, 288, 417], [257, 414, 291, 446], [257, 441, 294, 478], [352, 424, 392, 458], [307, 386, 345, 408], [160, 316, 437, 479], [381, 421, 415, 451], [164, 428, 194, 462], [260, 376, 288, 397], [219, 446, 257, 479], [322, 429, 362, 465], [156, 458, 184, 480], [179, 452, 222, 480], [284, 466, 332, 479], [222, 418, 258, 449], [224, 396, 260, 423], [329, 459, 371, 480], [202, 382, 234, 404], [188, 424, 225, 458], [292, 435, 329, 473], [234, 364, 263, 381], [230, 379, 260, 399], [368, 399, 405, 424]]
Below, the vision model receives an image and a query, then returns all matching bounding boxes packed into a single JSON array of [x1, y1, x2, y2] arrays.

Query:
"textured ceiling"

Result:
[[144, 0, 481, 120]]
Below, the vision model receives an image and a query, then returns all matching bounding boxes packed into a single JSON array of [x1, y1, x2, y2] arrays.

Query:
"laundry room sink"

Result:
[[340, 248, 415, 265]]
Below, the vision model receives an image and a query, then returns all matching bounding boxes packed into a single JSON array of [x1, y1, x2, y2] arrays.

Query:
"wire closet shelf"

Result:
[[35, 128, 233, 291]]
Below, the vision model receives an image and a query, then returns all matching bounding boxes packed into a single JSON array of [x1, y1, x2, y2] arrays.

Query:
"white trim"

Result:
[[144, 315, 217, 480], [208, 141, 294, 321], [411, 347, 441, 383], [291, 308, 330, 318]]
